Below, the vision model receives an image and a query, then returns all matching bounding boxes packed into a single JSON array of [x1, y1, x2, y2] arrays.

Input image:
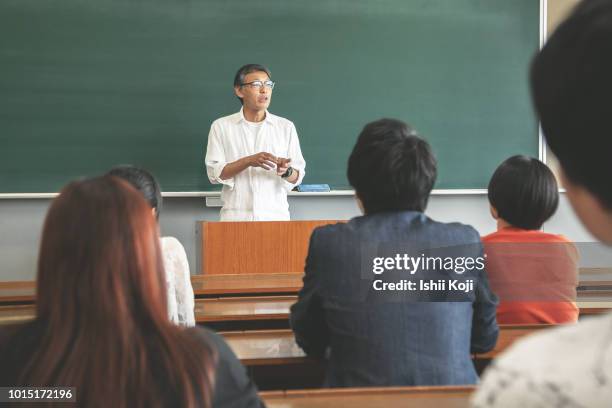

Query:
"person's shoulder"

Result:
[[311, 213, 480, 240], [267, 112, 295, 128], [502, 313, 611, 362], [0, 322, 39, 368], [185, 326, 223, 347], [542, 231, 574, 243], [186, 326, 245, 360], [473, 313, 612, 407], [183, 326, 235, 363], [185, 327, 263, 407], [482, 230, 500, 242], [211, 112, 242, 128], [427, 217, 481, 244], [0, 324, 20, 348], [491, 313, 612, 379], [160, 236, 185, 253], [0, 324, 27, 382], [309, 218, 361, 241], [0, 322, 36, 345]]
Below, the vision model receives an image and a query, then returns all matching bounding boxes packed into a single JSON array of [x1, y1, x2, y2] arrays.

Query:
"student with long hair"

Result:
[[108, 166, 196, 327], [0, 176, 262, 408]]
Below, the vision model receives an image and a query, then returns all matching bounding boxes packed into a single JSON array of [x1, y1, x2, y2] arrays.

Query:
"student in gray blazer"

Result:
[[291, 118, 499, 387]]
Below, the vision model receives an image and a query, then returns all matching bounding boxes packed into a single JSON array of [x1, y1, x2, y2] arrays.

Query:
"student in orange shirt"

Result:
[[483, 155, 579, 324]]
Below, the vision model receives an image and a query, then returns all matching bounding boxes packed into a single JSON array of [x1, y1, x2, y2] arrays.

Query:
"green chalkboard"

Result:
[[0, 0, 539, 193]]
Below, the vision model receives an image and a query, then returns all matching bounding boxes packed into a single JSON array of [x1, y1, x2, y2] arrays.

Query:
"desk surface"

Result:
[[0, 281, 36, 303], [260, 386, 475, 408], [221, 329, 309, 365], [195, 296, 295, 322], [219, 324, 553, 366], [0, 307, 597, 366], [2, 297, 608, 327], [191, 273, 304, 295], [0, 296, 295, 326], [3, 269, 612, 304], [0, 273, 305, 304], [472, 324, 552, 359]]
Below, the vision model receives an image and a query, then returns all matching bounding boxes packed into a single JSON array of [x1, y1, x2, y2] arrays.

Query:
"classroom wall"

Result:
[[0, 0, 599, 282], [0, 193, 596, 281]]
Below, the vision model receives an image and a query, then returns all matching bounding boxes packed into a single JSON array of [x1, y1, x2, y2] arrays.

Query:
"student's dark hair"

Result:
[[233, 64, 272, 104], [107, 165, 162, 219], [347, 118, 437, 214], [530, 0, 612, 210], [6, 176, 216, 408], [488, 155, 559, 230]]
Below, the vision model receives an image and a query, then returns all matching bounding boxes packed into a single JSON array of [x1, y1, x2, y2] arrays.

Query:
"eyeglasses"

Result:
[[241, 80, 275, 90]]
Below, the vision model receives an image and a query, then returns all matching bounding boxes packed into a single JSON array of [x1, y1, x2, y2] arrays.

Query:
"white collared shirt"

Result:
[[205, 108, 306, 221]]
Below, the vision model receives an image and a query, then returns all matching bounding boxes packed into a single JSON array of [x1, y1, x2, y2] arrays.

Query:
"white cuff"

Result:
[[207, 163, 235, 189]]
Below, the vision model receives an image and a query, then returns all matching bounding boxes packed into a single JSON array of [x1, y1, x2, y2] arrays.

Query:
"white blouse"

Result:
[[160, 236, 195, 327], [205, 108, 306, 221]]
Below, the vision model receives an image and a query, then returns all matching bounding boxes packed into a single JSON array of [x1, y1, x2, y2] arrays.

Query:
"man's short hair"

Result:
[[488, 155, 559, 230], [233, 64, 272, 104], [347, 118, 437, 214], [531, 0, 612, 209]]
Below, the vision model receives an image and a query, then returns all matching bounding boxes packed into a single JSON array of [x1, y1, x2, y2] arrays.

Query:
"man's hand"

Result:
[[219, 152, 277, 180], [249, 152, 278, 170], [276, 157, 292, 176]]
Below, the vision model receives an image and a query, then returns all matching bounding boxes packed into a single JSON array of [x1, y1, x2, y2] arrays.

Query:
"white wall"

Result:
[[0, 192, 596, 281]]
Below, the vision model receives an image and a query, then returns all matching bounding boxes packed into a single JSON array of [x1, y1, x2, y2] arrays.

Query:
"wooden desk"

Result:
[[196, 296, 295, 322], [202, 297, 609, 322], [3, 267, 610, 303], [261, 386, 475, 408], [221, 324, 554, 366], [0, 281, 35, 304], [5, 273, 611, 303], [0, 304, 35, 325], [578, 301, 612, 317], [2, 293, 609, 327], [191, 273, 303, 296], [199, 220, 340, 275], [221, 329, 308, 365], [0, 273, 304, 304], [472, 324, 553, 359], [0, 296, 296, 326]]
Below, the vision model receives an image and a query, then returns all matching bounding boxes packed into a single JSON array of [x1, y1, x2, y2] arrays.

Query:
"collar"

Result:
[[234, 107, 277, 126]]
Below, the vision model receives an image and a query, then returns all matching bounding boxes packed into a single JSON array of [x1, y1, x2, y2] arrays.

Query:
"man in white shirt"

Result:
[[205, 64, 306, 221], [472, 1, 612, 407]]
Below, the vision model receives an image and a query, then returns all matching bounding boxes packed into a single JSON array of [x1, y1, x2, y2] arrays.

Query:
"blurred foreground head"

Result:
[[531, 0, 612, 242]]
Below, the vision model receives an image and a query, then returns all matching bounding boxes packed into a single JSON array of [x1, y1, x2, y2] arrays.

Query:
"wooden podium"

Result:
[[198, 220, 341, 275]]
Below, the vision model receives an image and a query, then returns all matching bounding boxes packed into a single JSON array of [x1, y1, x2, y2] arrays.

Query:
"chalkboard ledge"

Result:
[[0, 189, 497, 200]]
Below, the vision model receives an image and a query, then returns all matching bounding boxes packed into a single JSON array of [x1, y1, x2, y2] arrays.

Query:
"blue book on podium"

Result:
[[296, 184, 331, 192]]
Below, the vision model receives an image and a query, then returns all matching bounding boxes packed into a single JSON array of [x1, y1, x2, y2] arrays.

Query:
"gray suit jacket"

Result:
[[290, 211, 498, 387]]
